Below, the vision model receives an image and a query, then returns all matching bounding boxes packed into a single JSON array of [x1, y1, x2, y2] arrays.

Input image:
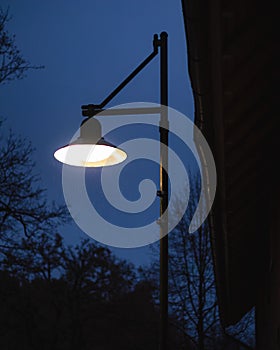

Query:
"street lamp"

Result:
[[54, 117, 127, 167], [54, 32, 169, 350]]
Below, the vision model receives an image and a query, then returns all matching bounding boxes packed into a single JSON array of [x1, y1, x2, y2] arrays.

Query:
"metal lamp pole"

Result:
[[81, 32, 169, 350], [158, 32, 168, 350]]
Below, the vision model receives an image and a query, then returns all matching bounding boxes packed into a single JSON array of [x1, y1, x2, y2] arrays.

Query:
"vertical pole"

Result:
[[159, 31, 168, 350]]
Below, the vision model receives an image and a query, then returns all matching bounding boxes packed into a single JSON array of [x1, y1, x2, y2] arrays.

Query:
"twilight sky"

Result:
[[1, 0, 194, 266]]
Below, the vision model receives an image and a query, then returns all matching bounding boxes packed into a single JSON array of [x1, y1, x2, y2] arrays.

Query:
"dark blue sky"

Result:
[[1, 0, 194, 265]]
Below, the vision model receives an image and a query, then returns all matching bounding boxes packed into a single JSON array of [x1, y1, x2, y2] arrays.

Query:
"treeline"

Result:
[[0, 235, 160, 350]]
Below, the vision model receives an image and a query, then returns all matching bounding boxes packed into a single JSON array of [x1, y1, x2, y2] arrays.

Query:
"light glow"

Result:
[[54, 144, 127, 167]]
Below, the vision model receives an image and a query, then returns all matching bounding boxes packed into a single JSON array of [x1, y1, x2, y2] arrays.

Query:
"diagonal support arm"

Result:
[[81, 34, 162, 117]]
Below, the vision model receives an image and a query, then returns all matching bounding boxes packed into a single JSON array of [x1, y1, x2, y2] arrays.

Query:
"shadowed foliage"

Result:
[[0, 236, 162, 350]]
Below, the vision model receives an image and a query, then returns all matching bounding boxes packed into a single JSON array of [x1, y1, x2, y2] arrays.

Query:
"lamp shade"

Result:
[[54, 118, 127, 167]]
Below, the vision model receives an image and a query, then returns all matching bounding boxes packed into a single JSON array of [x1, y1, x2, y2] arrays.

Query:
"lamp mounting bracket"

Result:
[[81, 32, 167, 118]]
